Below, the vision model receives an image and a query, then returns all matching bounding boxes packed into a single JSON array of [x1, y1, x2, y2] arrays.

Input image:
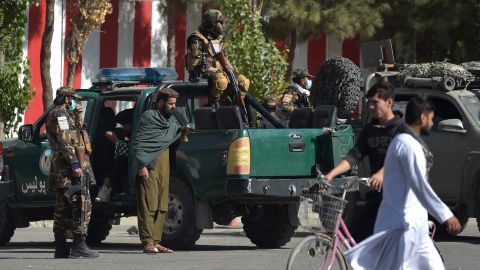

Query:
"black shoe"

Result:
[[70, 235, 99, 258], [54, 232, 70, 259]]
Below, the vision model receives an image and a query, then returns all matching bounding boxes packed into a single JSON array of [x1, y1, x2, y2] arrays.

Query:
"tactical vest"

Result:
[[186, 31, 226, 71]]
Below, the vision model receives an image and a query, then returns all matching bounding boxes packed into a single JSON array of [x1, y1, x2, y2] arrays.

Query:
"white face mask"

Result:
[[305, 79, 312, 90], [69, 99, 77, 111]]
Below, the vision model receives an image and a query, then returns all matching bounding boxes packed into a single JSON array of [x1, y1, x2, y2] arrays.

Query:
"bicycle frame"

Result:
[[308, 183, 357, 270], [312, 211, 356, 269]]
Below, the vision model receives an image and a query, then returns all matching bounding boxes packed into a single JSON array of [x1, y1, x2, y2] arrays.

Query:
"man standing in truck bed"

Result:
[[185, 9, 250, 106], [46, 87, 98, 259], [324, 80, 403, 241]]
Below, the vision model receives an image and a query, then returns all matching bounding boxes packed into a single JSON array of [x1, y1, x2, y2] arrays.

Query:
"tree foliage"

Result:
[[223, 0, 289, 99], [262, 0, 385, 78], [0, 0, 34, 138], [265, 0, 384, 41], [373, 0, 480, 63], [65, 0, 112, 87]]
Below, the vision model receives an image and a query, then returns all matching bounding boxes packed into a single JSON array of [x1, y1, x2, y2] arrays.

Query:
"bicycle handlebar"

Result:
[[318, 176, 370, 190]]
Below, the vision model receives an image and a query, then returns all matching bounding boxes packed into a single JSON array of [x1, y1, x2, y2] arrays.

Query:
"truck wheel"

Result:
[[0, 202, 15, 245], [161, 175, 202, 250], [242, 205, 297, 248], [86, 218, 112, 245]]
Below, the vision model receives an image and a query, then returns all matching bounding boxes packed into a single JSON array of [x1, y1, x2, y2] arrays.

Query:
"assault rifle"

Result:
[[213, 51, 249, 127], [189, 52, 209, 82]]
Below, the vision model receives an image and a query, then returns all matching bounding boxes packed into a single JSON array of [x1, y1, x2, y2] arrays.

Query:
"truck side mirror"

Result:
[[19, 124, 33, 142], [438, 119, 466, 133]]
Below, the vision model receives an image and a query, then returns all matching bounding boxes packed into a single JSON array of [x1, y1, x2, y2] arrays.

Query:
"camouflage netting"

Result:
[[396, 62, 473, 87], [461, 61, 480, 76], [310, 56, 362, 119]]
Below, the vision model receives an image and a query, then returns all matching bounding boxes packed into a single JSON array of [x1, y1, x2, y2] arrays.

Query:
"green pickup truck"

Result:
[[0, 67, 354, 249]]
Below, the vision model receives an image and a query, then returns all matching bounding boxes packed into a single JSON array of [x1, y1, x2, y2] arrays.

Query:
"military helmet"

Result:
[[56, 86, 82, 99], [202, 9, 223, 24], [292, 68, 314, 81]]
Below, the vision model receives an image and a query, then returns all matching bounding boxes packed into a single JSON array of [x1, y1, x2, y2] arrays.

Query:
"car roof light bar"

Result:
[[96, 67, 178, 84]]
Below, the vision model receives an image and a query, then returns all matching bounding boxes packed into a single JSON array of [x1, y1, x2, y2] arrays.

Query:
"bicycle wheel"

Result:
[[286, 235, 347, 270]]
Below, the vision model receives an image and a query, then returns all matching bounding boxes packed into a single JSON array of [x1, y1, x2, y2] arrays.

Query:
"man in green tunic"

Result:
[[133, 88, 188, 253]]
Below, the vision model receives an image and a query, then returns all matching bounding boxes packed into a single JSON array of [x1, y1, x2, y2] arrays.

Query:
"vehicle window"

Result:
[[393, 94, 417, 116], [460, 96, 480, 126], [427, 96, 463, 131]]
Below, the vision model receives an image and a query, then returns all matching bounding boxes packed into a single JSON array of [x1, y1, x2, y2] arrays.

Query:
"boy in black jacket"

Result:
[[325, 80, 403, 241]]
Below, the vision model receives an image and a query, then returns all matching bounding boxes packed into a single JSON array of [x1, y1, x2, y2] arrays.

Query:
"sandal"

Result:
[[155, 244, 173, 253], [143, 244, 159, 254]]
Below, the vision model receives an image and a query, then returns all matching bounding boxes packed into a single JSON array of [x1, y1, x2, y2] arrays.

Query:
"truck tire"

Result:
[[161, 175, 202, 250], [0, 202, 15, 245], [242, 205, 297, 248], [86, 218, 112, 245]]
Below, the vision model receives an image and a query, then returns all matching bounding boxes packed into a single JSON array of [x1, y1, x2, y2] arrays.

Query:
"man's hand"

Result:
[[105, 131, 118, 144], [445, 216, 462, 236], [73, 168, 82, 178], [324, 173, 334, 183], [206, 67, 218, 76], [181, 126, 193, 137], [138, 167, 149, 179], [370, 170, 384, 192]]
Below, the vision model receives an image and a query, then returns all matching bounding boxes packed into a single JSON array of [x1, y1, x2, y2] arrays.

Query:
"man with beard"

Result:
[[344, 97, 462, 270], [133, 88, 190, 253], [185, 9, 250, 106]]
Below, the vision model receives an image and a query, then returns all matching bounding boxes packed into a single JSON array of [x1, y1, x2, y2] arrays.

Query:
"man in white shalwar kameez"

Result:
[[344, 97, 462, 270]]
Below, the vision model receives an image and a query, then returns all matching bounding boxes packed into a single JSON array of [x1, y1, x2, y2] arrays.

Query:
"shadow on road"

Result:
[[436, 235, 480, 244], [0, 241, 284, 254]]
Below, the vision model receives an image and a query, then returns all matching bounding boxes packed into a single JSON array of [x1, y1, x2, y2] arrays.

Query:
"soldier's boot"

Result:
[[70, 235, 99, 258], [54, 232, 70, 259]]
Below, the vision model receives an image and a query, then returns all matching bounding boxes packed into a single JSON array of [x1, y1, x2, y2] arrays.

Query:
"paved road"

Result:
[[1, 219, 479, 270]]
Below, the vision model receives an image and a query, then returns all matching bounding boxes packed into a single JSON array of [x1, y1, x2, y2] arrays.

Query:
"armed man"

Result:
[[46, 87, 98, 259], [276, 68, 314, 125], [185, 9, 250, 107]]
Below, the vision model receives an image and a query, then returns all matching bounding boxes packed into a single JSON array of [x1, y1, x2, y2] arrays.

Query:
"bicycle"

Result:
[[286, 176, 368, 270], [286, 175, 444, 270]]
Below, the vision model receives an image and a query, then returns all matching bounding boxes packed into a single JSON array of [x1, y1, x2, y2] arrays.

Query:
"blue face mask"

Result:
[[306, 79, 312, 90], [69, 99, 77, 111]]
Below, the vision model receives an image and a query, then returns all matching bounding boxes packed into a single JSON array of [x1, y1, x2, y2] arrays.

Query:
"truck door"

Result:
[[14, 95, 97, 202], [424, 92, 468, 203]]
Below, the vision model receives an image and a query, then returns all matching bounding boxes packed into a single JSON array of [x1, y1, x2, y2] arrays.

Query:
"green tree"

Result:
[[223, 0, 288, 99], [263, 0, 385, 79], [373, 0, 480, 63], [0, 0, 34, 138], [65, 0, 112, 87]]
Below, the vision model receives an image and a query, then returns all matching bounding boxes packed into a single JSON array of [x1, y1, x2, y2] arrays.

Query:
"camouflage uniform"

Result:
[[46, 88, 95, 239], [259, 96, 284, 128], [185, 9, 250, 105], [276, 69, 313, 125]]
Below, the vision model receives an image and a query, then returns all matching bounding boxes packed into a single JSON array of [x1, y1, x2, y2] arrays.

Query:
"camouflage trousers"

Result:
[[53, 184, 92, 239], [210, 72, 250, 101]]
